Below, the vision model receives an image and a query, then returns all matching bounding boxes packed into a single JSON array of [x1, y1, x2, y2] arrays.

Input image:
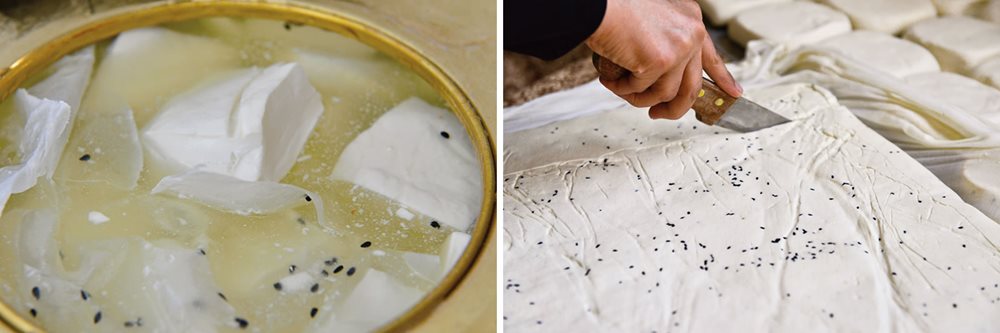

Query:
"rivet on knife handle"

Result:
[[591, 53, 735, 125]]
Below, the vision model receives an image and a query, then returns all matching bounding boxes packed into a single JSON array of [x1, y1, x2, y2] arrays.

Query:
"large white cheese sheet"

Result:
[[502, 83, 1000, 332]]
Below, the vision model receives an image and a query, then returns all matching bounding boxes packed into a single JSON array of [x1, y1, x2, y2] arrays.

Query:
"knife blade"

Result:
[[591, 53, 790, 132]]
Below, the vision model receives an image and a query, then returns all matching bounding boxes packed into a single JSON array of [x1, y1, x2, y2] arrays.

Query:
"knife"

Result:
[[592, 53, 790, 132]]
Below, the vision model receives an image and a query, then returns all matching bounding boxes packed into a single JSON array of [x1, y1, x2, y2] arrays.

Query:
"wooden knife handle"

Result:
[[592, 53, 736, 125]]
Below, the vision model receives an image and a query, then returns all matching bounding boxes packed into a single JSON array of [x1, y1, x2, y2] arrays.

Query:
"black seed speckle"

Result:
[[289, 265, 297, 273], [304, 195, 312, 202], [440, 131, 450, 139], [273, 282, 283, 291], [79, 154, 91, 161], [333, 265, 344, 274], [235, 317, 249, 329], [360, 241, 372, 248], [430, 221, 441, 229], [310, 307, 318, 318], [310, 283, 319, 293], [81, 289, 90, 301], [346, 267, 356, 276], [218, 292, 227, 301], [94, 311, 102, 324], [29, 308, 36, 317], [31, 286, 40, 300]]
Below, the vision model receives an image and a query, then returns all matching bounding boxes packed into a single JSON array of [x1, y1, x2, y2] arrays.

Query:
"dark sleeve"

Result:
[[503, 0, 608, 60]]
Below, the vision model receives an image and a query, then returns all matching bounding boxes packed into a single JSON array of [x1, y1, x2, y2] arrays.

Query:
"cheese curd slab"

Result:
[[820, 0, 936, 34], [330, 97, 481, 231], [696, 0, 792, 26], [818, 31, 940, 78], [904, 16, 1000, 73], [728, 2, 852, 47]]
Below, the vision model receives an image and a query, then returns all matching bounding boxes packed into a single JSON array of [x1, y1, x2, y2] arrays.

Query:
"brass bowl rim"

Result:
[[0, 1, 497, 332]]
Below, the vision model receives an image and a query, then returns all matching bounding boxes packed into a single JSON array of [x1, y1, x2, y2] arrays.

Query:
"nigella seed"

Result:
[[333, 265, 344, 274], [218, 292, 228, 301], [304, 195, 312, 202], [273, 282, 283, 291], [235, 317, 249, 329], [310, 283, 319, 293], [360, 241, 372, 248], [31, 286, 40, 300], [289, 265, 297, 273], [310, 307, 319, 318], [81, 289, 90, 301], [125, 321, 134, 328], [440, 131, 450, 139], [79, 154, 91, 161], [94, 311, 102, 324], [29, 308, 36, 317], [324, 257, 337, 266], [198, 249, 206, 255], [346, 267, 356, 276], [430, 221, 441, 229]]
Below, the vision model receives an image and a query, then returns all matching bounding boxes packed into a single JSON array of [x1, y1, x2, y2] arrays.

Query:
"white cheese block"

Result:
[[696, 0, 792, 26], [151, 170, 325, 223], [440, 231, 471, 276], [83, 28, 241, 121], [56, 107, 143, 190], [26, 45, 94, 113], [904, 16, 1000, 73], [143, 62, 324, 182], [818, 31, 940, 78], [333, 269, 423, 331], [330, 97, 481, 231], [0, 90, 72, 215], [728, 2, 852, 48], [971, 55, 1000, 89], [819, 0, 936, 34], [905, 71, 1000, 125]]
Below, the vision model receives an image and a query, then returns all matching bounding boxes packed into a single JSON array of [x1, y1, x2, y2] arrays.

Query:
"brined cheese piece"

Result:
[[0, 90, 72, 215], [312, 269, 423, 332], [26, 45, 95, 113], [143, 62, 324, 182], [151, 170, 325, 224], [83, 27, 241, 120], [56, 107, 143, 190], [440, 231, 471, 277], [331, 97, 481, 231]]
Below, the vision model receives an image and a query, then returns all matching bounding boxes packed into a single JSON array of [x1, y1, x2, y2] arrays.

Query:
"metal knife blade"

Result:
[[715, 97, 790, 133], [591, 53, 790, 132]]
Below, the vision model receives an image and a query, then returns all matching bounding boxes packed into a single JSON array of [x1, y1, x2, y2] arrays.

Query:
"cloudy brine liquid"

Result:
[[0, 17, 478, 333]]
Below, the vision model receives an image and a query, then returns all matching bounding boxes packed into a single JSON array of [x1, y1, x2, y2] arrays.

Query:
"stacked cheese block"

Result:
[[699, 0, 1000, 89]]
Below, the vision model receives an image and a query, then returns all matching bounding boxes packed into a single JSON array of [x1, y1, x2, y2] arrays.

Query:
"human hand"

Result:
[[586, 0, 742, 120]]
